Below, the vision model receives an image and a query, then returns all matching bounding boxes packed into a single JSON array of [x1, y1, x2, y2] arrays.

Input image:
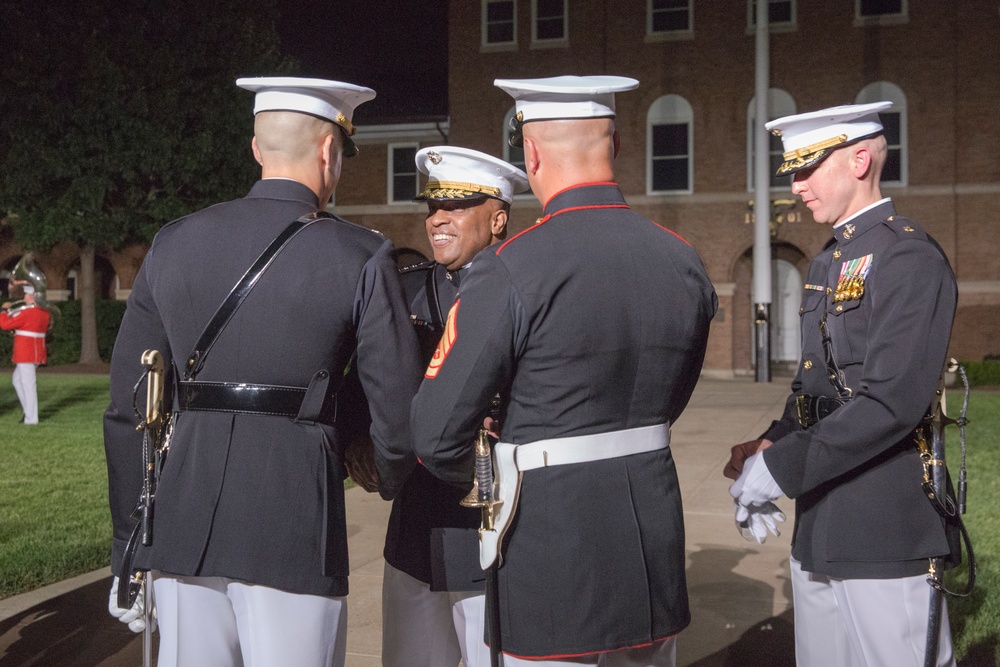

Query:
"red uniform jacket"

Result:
[[0, 305, 50, 364]]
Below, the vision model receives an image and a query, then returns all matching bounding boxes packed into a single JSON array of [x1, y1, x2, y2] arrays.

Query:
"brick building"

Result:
[[340, 0, 1000, 377], [5, 0, 997, 375]]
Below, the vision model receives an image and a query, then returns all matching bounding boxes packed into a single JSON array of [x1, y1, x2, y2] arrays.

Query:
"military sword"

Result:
[[918, 359, 975, 667], [117, 350, 168, 667], [462, 428, 504, 667]]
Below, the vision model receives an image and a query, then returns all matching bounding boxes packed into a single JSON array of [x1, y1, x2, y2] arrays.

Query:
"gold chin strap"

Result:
[[335, 113, 355, 136], [423, 181, 502, 198], [782, 133, 848, 160]]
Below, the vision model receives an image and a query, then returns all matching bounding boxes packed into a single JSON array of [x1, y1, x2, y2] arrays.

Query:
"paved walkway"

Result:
[[0, 378, 798, 666]]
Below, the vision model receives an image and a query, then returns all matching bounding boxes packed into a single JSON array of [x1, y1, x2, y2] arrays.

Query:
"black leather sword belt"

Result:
[[796, 394, 851, 429], [178, 379, 337, 426]]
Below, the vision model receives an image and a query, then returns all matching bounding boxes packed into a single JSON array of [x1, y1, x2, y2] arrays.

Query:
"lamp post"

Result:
[[747, 197, 798, 377], [752, 0, 771, 382]]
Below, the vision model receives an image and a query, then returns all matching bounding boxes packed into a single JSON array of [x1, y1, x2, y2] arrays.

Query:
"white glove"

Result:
[[729, 452, 783, 507], [734, 501, 786, 544], [108, 575, 157, 633]]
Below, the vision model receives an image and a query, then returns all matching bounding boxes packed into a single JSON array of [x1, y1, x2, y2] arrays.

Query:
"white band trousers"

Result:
[[153, 572, 347, 667]]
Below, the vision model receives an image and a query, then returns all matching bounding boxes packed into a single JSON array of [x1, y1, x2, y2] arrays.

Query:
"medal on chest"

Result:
[[833, 253, 873, 303]]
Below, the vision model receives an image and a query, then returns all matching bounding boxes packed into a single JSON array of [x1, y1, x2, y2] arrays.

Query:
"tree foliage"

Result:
[[0, 0, 294, 249]]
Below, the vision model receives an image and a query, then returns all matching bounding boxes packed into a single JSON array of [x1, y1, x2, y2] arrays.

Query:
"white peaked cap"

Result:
[[765, 101, 893, 175], [414, 146, 529, 205], [494, 75, 639, 122], [236, 76, 376, 156]]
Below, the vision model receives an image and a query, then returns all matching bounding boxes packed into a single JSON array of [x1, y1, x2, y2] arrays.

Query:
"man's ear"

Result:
[[251, 137, 263, 166], [852, 146, 873, 179], [524, 137, 540, 175], [320, 133, 336, 172], [491, 207, 509, 240], [612, 130, 621, 159]]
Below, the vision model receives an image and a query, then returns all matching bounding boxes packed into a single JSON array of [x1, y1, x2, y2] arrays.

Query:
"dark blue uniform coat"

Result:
[[384, 260, 482, 591], [411, 183, 717, 658], [762, 200, 961, 579], [105, 179, 422, 597]]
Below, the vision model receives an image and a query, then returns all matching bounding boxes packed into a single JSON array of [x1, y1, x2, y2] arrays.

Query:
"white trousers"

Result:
[[153, 572, 347, 667], [790, 557, 955, 667], [500, 636, 676, 667], [382, 562, 491, 667], [12, 363, 38, 424]]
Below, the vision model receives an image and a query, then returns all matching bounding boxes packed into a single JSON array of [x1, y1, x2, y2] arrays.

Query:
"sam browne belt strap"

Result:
[[176, 211, 341, 424], [177, 373, 338, 426]]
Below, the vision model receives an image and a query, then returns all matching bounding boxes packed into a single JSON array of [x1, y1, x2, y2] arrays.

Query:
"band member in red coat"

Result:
[[1, 285, 50, 425]]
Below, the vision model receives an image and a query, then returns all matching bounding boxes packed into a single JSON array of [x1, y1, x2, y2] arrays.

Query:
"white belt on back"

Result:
[[15, 330, 45, 339], [479, 422, 670, 569]]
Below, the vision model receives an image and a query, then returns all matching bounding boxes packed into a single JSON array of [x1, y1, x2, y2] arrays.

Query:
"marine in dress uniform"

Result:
[[104, 78, 422, 667], [1, 284, 50, 425], [411, 76, 717, 666], [727, 103, 961, 667], [383, 146, 528, 667]]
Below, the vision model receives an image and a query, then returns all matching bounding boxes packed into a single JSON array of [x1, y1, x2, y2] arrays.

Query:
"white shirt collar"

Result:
[[834, 197, 892, 228]]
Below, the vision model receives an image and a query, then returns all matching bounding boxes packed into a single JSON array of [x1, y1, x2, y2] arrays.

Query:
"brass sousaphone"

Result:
[[2, 253, 58, 323]]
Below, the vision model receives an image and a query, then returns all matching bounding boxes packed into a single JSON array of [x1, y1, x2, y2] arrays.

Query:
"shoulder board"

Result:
[[324, 212, 386, 239], [399, 259, 437, 275], [881, 214, 928, 240]]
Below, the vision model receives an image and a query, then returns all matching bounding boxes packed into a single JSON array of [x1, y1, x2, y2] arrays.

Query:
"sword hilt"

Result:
[[461, 429, 503, 530]]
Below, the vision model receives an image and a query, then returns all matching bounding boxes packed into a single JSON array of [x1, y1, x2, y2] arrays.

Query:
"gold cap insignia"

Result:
[[427, 151, 442, 165], [516, 110, 523, 122], [770, 128, 782, 137]]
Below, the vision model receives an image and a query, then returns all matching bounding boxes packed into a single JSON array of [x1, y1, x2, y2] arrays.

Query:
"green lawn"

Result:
[[0, 373, 997, 661], [0, 372, 113, 597]]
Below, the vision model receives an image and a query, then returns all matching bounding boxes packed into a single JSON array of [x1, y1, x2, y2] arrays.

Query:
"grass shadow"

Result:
[[37, 386, 108, 421]]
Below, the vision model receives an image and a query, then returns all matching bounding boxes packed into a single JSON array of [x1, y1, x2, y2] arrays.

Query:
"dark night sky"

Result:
[[277, 0, 449, 124]]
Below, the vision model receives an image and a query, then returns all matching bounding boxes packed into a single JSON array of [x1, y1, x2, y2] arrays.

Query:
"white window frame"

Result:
[[647, 0, 693, 41], [531, 0, 568, 48], [647, 95, 694, 196], [482, 0, 517, 50], [746, 89, 796, 192], [856, 82, 908, 186], [854, 0, 908, 26], [388, 143, 419, 204], [746, 0, 797, 34]]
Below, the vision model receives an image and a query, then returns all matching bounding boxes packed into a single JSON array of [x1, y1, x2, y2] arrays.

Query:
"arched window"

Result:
[[647, 95, 694, 195], [747, 89, 796, 190], [856, 82, 907, 186]]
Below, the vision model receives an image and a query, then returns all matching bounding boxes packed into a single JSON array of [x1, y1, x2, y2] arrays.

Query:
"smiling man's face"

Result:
[[424, 197, 506, 270]]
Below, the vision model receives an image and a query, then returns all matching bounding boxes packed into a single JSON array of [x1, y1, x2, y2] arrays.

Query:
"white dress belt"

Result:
[[511, 422, 671, 471], [15, 330, 46, 339], [480, 422, 672, 570]]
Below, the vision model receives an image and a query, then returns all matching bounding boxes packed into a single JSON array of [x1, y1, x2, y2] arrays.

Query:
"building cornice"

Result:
[[354, 120, 450, 144]]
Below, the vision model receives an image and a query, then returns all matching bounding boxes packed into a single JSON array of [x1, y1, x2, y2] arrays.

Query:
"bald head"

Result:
[[250, 111, 344, 205], [522, 117, 619, 204], [254, 111, 336, 163]]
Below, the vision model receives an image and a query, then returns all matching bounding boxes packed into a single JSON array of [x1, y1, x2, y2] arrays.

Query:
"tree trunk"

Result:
[[78, 244, 101, 364]]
